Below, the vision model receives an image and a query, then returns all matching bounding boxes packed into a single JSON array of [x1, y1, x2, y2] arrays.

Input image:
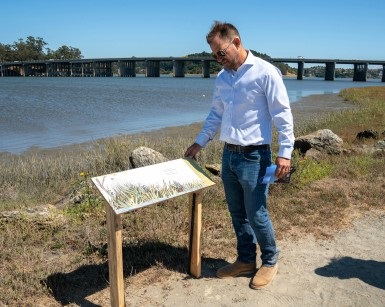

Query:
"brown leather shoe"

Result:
[[250, 264, 278, 289], [216, 260, 256, 278]]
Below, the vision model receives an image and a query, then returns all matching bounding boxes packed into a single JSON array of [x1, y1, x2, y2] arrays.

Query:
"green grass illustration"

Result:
[[109, 179, 205, 210]]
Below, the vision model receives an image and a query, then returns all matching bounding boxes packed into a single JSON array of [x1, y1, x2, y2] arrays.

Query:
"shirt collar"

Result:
[[243, 50, 255, 66], [224, 50, 254, 74]]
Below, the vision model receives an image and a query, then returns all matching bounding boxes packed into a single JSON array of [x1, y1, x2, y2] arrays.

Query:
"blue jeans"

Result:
[[221, 146, 279, 266]]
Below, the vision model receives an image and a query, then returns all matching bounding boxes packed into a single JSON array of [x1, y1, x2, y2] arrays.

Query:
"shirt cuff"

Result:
[[278, 146, 293, 159], [195, 134, 211, 148]]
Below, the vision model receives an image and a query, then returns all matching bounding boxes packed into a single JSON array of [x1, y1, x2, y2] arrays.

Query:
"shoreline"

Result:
[[290, 92, 353, 122], [1, 92, 351, 157]]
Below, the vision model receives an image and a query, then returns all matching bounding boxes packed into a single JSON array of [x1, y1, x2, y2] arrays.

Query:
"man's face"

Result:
[[210, 35, 236, 70]]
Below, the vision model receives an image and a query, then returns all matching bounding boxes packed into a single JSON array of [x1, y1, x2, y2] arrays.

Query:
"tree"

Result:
[[0, 36, 83, 61], [0, 43, 13, 62], [12, 36, 48, 60], [47, 45, 83, 60]]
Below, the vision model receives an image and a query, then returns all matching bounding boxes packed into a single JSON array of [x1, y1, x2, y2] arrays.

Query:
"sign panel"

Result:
[[92, 158, 215, 214]]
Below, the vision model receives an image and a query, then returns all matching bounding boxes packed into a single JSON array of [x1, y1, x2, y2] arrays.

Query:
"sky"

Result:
[[1, 0, 384, 61]]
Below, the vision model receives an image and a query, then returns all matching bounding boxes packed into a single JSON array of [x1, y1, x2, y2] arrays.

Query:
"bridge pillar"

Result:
[[28, 63, 46, 76], [70, 63, 83, 77], [146, 60, 160, 77], [50, 63, 57, 76], [63, 63, 71, 77], [82, 62, 93, 77], [94, 61, 112, 77], [49, 62, 71, 77], [65, 63, 71, 77], [297, 61, 304, 80], [104, 61, 113, 77], [42, 63, 48, 76], [49, 63, 57, 77], [119, 60, 136, 77], [24, 64, 31, 76], [12, 64, 25, 76], [173, 60, 185, 77], [202, 60, 210, 78], [59, 63, 70, 77], [96, 62, 102, 77], [20, 65, 25, 77], [353, 63, 367, 81], [325, 62, 335, 81], [382, 65, 385, 82], [3, 65, 20, 76]]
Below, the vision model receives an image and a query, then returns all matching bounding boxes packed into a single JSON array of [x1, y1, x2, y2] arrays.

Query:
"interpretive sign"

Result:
[[91, 158, 215, 306], [92, 158, 215, 214]]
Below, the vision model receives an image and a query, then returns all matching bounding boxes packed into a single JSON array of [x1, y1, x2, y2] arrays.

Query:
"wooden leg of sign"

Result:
[[188, 191, 203, 278], [105, 203, 125, 307]]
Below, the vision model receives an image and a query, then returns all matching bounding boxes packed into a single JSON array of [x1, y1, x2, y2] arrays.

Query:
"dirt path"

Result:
[[82, 213, 385, 306]]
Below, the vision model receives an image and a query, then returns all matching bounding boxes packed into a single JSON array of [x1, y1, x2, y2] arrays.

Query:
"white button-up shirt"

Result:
[[195, 51, 295, 159]]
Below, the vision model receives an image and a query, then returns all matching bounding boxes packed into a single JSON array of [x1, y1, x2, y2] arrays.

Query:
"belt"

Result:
[[224, 142, 270, 153]]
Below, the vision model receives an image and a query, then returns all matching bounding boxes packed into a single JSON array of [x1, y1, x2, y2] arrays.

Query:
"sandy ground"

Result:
[[290, 92, 356, 123], [82, 213, 385, 307]]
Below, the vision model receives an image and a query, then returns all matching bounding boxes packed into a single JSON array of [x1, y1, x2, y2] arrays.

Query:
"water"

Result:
[[0, 76, 383, 154]]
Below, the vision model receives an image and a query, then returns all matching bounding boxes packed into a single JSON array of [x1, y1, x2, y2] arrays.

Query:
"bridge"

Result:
[[272, 58, 385, 82], [0, 57, 384, 82]]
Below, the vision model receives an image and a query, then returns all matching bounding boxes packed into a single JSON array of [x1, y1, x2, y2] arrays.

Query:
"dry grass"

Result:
[[1, 86, 385, 305]]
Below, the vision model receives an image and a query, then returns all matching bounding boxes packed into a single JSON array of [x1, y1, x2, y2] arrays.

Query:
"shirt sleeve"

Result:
[[195, 86, 224, 147], [263, 67, 295, 159]]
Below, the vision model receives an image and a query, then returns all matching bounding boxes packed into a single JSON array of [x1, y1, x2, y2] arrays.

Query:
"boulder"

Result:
[[205, 163, 221, 176], [1, 204, 66, 226], [129, 146, 168, 168], [294, 129, 343, 155], [356, 129, 378, 140]]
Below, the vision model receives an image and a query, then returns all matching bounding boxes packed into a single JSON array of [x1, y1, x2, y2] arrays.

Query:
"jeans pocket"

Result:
[[243, 151, 261, 162]]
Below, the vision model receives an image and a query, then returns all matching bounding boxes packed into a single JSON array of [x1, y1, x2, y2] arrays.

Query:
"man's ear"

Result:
[[233, 37, 241, 47]]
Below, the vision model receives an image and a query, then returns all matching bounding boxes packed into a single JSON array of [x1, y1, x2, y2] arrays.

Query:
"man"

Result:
[[184, 21, 294, 289]]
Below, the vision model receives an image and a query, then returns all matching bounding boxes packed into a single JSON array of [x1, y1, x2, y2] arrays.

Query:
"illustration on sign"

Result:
[[92, 158, 215, 214]]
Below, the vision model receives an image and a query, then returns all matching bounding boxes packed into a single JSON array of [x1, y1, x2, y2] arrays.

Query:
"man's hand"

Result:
[[184, 143, 202, 160], [274, 156, 291, 179]]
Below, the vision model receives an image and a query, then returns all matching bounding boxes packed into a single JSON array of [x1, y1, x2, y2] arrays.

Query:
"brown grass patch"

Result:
[[1, 87, 385, 305]]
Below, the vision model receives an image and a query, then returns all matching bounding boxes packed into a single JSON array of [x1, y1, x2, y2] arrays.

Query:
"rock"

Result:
[[205, 163, 221, 176], [1, 204, 66, 226], [302, 148, 326, 160], [294, 129, 344, 155], [346, 145, 375, 155], [129, 146, 168, 168], [375, 140, 385, 149], [343, 140, 385, 156], [356, 129, 378, 140]]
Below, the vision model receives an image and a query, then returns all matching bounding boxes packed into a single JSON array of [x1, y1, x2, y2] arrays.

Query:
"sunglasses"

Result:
[[276, 166, 296, 184], [212, 39, 234, 60]]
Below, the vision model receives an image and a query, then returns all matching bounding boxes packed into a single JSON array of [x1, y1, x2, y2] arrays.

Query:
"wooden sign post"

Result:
[[188, 191, 203, 278], [105, 203, 125, 306], [92, 158, 214, 306]]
